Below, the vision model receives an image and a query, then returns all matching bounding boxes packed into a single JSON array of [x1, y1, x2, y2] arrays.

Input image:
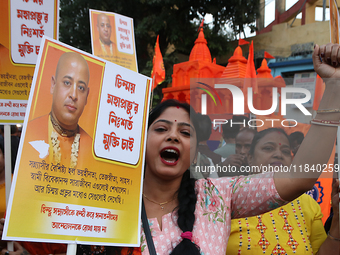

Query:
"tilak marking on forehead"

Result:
[[175, 120, 177, 122], [176, 106, 179, 109]]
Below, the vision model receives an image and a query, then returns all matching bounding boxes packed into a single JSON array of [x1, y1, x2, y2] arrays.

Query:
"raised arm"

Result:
[[275, 43, 340, 201], [317, 179, 339, 255]]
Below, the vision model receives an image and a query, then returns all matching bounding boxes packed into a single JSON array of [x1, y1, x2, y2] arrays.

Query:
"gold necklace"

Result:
[[142, 192, 176, 210]]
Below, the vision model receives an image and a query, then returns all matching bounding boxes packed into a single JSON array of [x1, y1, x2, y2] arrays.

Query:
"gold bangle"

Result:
[[310, 119, 340, 127], [328, 233, 340, 241], [317, 109, 340, 113]]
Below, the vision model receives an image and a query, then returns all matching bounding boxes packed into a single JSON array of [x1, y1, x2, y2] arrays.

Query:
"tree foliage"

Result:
[[59, 0, 260, 80]]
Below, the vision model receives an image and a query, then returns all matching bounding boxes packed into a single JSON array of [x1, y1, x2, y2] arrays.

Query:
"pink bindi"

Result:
[[279, 143, 281, 145]]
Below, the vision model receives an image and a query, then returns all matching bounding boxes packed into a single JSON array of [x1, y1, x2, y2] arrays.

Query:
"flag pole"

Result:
[[150, 73, 155, 109]]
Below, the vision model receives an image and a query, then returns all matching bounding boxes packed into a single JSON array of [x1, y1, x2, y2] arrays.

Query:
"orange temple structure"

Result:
[[162, 28, 286, 116]]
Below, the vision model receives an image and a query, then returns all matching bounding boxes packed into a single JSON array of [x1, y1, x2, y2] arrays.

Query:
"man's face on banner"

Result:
[[51, 52, 90, 130], [97, 14, 112, 45]]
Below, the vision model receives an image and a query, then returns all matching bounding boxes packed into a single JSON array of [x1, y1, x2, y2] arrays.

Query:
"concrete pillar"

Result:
[[275, 0, 286, 14], [305, 2, 317, 24], [257, 0, 265, 31]]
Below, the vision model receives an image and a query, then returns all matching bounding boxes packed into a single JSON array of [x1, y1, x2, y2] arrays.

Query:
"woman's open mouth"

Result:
[[270, 161, 283, 167], [160, 147, 180, 166]]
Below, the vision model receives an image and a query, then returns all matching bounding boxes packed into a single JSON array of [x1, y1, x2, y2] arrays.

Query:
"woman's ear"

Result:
[[191, 147, 198, 166]]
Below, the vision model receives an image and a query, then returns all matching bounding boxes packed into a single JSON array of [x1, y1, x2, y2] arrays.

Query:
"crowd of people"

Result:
[[0, 42, 339, 255]]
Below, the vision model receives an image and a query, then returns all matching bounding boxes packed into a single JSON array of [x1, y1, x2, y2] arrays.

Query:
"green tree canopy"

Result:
[[59, 0, 260, 81]]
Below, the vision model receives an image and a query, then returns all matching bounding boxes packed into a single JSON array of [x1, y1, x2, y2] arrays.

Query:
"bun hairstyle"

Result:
[[248, 127, 291, 156], [148, 99, 201, 254]]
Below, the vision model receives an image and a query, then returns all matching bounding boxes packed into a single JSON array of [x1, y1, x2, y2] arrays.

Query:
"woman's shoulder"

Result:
[[194, 172, 275, 189], [295, 193, 321, 208]]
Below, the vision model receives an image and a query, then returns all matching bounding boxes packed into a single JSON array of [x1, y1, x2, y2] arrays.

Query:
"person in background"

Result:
[[288, 131, 304, 156], [218, 127, 257, 177], [226, 128, 339, 254], [196, 114, 221, 164], [191, 113, 220, 178], [214, 117, 240, 160], [0, 134, 20, 218]]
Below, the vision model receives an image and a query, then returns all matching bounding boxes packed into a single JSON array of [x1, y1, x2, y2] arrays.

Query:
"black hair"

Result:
[[196, 114, 212, 142], [147, 99, 201, 255], [288, 131, 304, 145], [248, 128, 290, 156], [221, 116, 243, 140], [236, 127, 257, 138]]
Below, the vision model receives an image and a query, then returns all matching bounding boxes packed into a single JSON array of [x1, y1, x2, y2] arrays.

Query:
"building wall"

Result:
[[251, 21, 330, 58]]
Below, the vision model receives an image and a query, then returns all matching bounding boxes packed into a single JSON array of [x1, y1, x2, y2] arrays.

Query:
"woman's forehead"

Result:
[[155, 106, 192, 124], [259, 131, 289, 145]]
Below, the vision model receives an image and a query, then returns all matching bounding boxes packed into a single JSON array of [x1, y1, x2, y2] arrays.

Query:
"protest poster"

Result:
[[3, 37, 151, 246], [89, 9, 138, 72], [0, 0, 59, 124]]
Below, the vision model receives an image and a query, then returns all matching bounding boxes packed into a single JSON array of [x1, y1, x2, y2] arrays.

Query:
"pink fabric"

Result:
[[140, 172, 287, 255], [181, 231, 193, 241]]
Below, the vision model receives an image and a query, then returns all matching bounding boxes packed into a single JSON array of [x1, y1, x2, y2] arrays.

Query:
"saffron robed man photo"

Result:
[[92, 13, 117, 62], [3, 38, 152, 246], [26, 52, 93, 169]]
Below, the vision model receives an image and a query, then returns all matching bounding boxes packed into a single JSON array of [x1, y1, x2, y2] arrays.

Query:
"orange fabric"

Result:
[[151, 35, 165, 89], [93, 39, 117, 62], [313, 75, 325, 111], [24, 114, 93, 169], [197, 19, 204, 32], [244, 41, 258, 94], [19, 241, 67, 255], [238, 38, 250, 45], [264, 51, 275, 59]]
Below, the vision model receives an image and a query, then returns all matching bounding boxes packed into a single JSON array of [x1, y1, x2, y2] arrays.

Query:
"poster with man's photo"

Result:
[[3, 37, 151, 246], [89, 9, 138, 72]]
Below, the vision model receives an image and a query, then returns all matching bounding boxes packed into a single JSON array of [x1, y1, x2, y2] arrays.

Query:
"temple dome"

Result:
[[189, 28, 212, 63], [221, 46, 247, 78]]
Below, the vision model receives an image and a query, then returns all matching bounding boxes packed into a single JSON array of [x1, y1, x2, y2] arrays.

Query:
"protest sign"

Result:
[[3, 37, 151, 246], [90, 9, 138, 72], [0, 0, 59, 124]]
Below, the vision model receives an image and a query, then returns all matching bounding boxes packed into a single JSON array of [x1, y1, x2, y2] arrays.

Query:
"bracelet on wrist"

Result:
[[316, 109, 340, 114], [310, 119, 340, 127]]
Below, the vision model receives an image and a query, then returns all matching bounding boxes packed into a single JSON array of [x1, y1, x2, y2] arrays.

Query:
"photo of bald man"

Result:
[[26, 52, 92, 169], [93, 13, 117, 61]]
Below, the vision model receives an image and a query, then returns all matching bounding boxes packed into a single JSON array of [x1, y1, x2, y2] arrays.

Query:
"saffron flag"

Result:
[[264, 51, 275, 59], [151, 35, 165, 90], [244, 41, 258, 94], [197, 19, 204, 33], [313, 74, 325, 111], [238, 38, 250, 46]]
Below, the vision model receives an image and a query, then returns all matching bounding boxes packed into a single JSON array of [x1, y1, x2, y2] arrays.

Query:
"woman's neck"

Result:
[[143, 170, 181, 202], [143, 170, 182, 229]]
